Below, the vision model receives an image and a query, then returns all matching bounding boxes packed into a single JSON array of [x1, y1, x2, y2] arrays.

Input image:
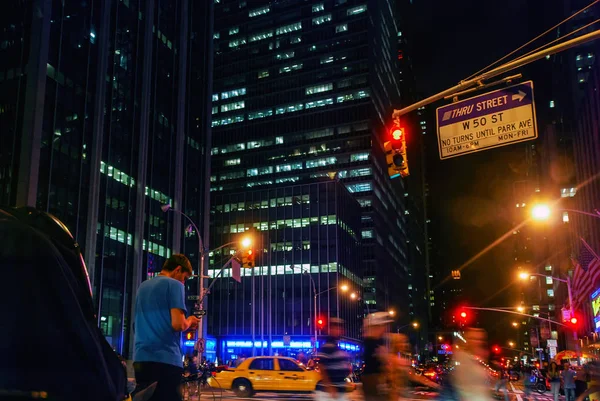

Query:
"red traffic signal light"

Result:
[[460, 311, 467, 319], [390, 126, 404, 141], [570, 317, 578, 325], [492, 345, 500, 353], [185, 331, 196, 341], [317, 318, 325, 329]]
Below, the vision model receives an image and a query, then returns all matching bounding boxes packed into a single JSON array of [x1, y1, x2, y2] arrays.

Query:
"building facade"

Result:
[[208, 0, 408, 356], [0, 0, 213, 356], [207, 180, 363, 361]]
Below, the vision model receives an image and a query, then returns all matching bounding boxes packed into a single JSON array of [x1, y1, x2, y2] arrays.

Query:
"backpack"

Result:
[[0, 207, 127, 400]]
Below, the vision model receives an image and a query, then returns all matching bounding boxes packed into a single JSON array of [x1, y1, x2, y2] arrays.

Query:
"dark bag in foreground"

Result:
[[0, 207, 127, 401]]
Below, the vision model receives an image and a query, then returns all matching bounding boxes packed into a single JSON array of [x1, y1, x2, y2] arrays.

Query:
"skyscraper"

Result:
[[208, 0, 408, 358], [0, 0, 213, 356]]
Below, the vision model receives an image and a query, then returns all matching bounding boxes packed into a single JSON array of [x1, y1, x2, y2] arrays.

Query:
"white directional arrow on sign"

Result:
[[512, 90, 526, 102]]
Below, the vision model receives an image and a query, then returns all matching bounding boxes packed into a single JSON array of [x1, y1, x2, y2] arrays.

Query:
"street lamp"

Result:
[[389, 310, 396, 317], [517, 306, 525, 313], [531, 203, 600, 221], [509, 341, 515, 347], [519, 271, 579, 353], [161, 203, 252, 354], [512, 322, 519, 328]]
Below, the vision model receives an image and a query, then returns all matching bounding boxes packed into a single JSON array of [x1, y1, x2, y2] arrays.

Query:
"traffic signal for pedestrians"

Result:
[[384, 121, 409, 179], [451, 270, 461, 280], [184, 331, 196, 341], [240, 248, 255, 268]]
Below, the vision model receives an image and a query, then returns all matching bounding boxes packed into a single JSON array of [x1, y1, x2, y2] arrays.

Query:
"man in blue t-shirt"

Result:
[[133, 254, 200, 401]]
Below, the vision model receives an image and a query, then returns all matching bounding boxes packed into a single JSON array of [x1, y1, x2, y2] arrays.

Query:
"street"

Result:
[[188, 382, 570, 401]]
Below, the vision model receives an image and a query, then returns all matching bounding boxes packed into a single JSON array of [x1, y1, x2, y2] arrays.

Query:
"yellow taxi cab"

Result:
[[208, 356, 321, 397]]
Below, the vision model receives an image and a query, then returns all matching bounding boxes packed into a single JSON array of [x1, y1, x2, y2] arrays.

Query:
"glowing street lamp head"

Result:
[[350, 292, 357, 300], [240, 236, 252, 248], [519, 272, 530, 280], [512, 322, 518, 327], [388, 310, 396, 316], [412, 322, 419, 328], [340, 284, 349, 292], [517, 306, 525, 313], [531, 204, 551, 221]]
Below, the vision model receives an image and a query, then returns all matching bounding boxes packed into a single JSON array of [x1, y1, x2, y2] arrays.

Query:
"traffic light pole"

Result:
[[392, 29, 600, 119]]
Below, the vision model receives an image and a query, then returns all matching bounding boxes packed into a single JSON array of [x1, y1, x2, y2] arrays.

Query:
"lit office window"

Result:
[[212, 106, 218, 115], [312, 14, 332, 25], [306, 157, 337, 168], [248, 109, 273, 120], [212, 94, 219, 101], [258, 70, 269, 79], [220, 101, 245, 112], [249, 5, 270, 17], [249, 30, 273, 42], [350, 152, 369, 162], [229, 27, 239, 35], [306, 83, 333, 95], [276, 22, 302, 35], [545, 265, 552, 271], [279, 63, 303, 73], [320, 55, 334, 64], [312, 3, 324, 12], [347, 5, 367, 15], [547, 289, 554, 297], [229, 38, 246, 48], [560, 188, 577, 198], [224, 158, 240, 166], [563, 212, 569, 223], [549, 100, 555, 108], [221, 88, 246, 99], [247, 168, 258, 177], [361, 229, 374, 239], [275, 103, 304, 115], [290, 36, 302, 44], [276, 163, 303, 172], [213, 32, 220, 39], [346, 182, 372, 193], [276, 136, 284, 144], [546, 276, 553, 285], [276, 51, 295, 60], [305, 98, 334, 109], [336, 24, 348, 33]]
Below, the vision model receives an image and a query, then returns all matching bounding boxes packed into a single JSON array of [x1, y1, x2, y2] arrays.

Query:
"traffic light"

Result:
[[492, 345, 501, 354], [240, 248, 255, 268], [384, 121, 409, 179], [451, 270, 461, 280], [570, 316, 578, 325], [184, 331, 196, 341], [317, 317, 325, 330]]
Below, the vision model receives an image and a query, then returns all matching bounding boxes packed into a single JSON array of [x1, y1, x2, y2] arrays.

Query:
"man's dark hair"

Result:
[[162, 254, 193, 274]]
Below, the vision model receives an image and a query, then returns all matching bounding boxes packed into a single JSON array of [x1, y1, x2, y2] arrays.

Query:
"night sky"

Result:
[[409, 0, 555, 342]]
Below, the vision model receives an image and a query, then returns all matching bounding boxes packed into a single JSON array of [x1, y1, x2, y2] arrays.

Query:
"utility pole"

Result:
[[392, 30, 600, 119]]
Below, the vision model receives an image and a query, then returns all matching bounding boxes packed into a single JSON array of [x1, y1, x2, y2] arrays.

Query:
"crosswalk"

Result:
[[503, 381, 559, 401]]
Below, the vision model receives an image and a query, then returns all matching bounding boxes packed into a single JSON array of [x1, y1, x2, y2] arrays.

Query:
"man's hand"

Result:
[[187, 316, 200, 330]]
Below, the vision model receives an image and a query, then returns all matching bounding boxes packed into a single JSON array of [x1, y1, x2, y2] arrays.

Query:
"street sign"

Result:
[[436, 81, 537, 159], [547, 339, 558, 347]]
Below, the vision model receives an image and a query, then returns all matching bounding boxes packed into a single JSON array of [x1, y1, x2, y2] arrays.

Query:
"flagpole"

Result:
[[580, 237, 600, 260]]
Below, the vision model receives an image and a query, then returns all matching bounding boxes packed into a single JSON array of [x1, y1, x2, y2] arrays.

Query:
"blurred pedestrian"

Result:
[[574, 361, 589, 398], [453, 328, 494, 401], [493, 363, 509, 401], [361, 312, 393, 401], [576, 359, 600, 401], [315, 318, 351, 401], [562, 362, 576, 401], [547, 361, 561, 401], [133, 254, 199, 401]]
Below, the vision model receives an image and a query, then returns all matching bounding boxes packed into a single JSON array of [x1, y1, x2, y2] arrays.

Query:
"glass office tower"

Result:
[[0, 0, 213, 356], [208, 0, 408, 359]]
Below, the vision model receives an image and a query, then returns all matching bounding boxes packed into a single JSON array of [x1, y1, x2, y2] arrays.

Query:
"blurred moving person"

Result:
[[361, 312, 394, 401], [453, 328, 494, 401], [562, 362, 576, 401], [547, 361, 561, 401], [315, 318, 351, 401]]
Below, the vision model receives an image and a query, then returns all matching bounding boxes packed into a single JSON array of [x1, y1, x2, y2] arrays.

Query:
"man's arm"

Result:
[[171, 308, 199, 332]]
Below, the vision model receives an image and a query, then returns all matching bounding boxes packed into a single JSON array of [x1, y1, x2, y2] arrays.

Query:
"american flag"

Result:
[[572, 238, 600, 308]]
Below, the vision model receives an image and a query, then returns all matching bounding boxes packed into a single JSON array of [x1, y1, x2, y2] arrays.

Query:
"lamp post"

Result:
[[302, 270, 318, 352], [519, 271, 578, 355], [161, 203, 252, 355]]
